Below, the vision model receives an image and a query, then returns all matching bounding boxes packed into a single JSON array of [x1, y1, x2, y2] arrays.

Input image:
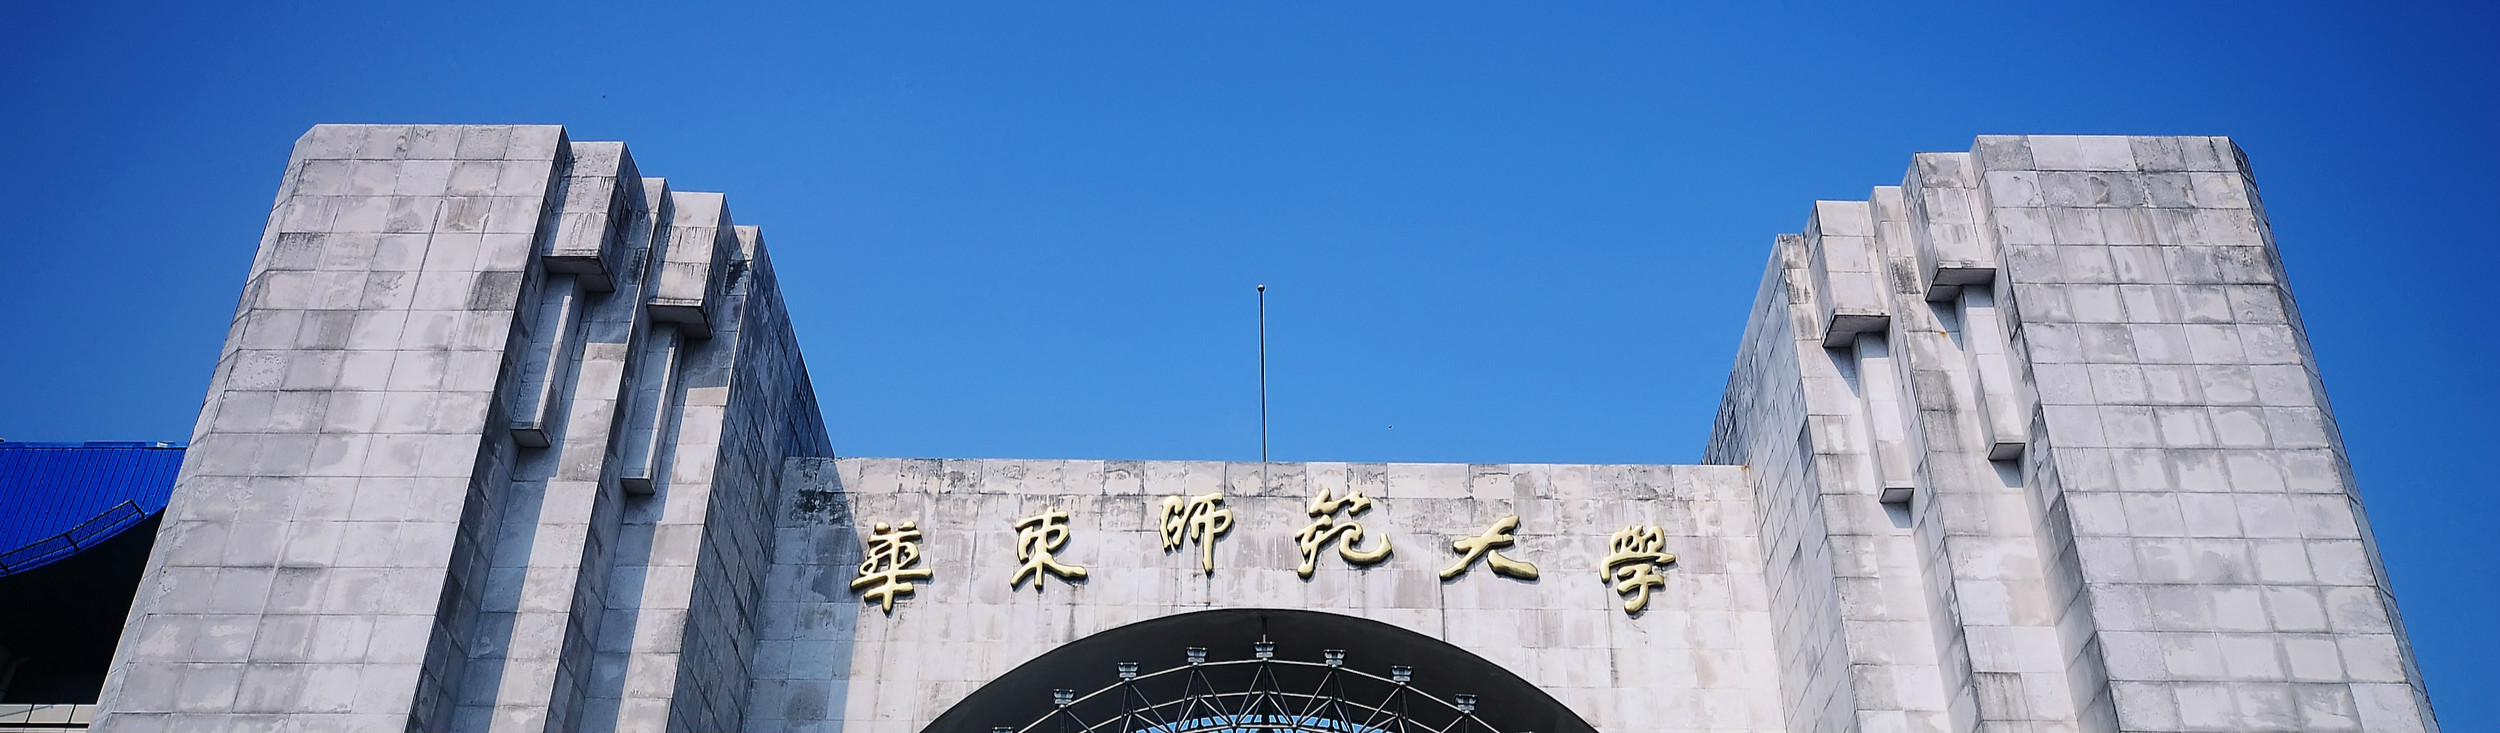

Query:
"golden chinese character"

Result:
[[1293, 487, 1391, 578], [850, 520, 934, 613], [1010, 507, 1088, 591], [1439, 514, 1539, 580], [1601, 524, 1676, 615], [1159, 492, 1234, 573]]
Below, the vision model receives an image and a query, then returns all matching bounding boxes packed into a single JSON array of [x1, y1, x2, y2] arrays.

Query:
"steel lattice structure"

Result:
[[1002, 643, 1499, 733]]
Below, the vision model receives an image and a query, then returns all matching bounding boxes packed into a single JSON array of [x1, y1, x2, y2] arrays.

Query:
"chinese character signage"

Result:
[[1441, 514, 1538, 581], [1159, 492, 1234, 573], [1010, 507, 1087, 591], [851, 495, 1676, 616], [851, 520, 933, 614], [1601, 524, 1676, 614], [1293, 488, 1391, 578]]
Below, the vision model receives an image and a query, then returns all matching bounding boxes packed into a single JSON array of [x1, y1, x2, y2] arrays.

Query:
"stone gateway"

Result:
[[89, 126, 2437, 733]]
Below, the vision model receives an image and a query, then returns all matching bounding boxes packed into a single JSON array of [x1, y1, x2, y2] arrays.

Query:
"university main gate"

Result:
[[89, 126, 2437, 733]]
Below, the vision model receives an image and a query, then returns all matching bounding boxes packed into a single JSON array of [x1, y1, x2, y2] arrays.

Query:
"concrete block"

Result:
[[2029, 136, 2138, 172]]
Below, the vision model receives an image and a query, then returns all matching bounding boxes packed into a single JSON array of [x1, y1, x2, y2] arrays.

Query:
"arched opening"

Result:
[[927, 609, 1597, 733]]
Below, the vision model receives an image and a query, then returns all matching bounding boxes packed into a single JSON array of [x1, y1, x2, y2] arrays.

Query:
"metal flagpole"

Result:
[[1257, 284, 1268, 465]]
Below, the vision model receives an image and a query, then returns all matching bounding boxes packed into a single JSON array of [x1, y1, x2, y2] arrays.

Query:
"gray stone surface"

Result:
[[93, 129, 2434, 733], [752, 459, 1776, 733], [93, 125, 829, 733], [1707, 135, 2436, 733]]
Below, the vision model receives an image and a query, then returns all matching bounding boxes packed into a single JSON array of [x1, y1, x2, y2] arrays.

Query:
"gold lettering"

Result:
[[1009, 507, 1088, 590], [1600, 524, 1676, 615], [1159, 492, 1234, 573], [1293, 487, 1391, 578], [1439, 514, 1539, 580], [850, 520, 934, 613]]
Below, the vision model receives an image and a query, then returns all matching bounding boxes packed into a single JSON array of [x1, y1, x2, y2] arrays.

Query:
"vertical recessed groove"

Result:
[[1853, 332, 1919, 503], [617, 323, 682, 495], [510, 274, 586, 448], [1956, 286, 2028, 460]]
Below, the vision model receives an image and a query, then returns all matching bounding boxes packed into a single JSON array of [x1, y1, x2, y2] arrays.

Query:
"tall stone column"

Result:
[[1977, 135, 2435, 733], [1708, 135, 2438, 733], [92, 125, 829, 733]]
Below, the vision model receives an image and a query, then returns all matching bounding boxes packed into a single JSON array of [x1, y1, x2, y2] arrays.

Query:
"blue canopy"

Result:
[[0, 442, 184, 577]]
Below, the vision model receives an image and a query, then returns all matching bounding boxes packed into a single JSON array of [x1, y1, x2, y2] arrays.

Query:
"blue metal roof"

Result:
[[0, 442, 184, 577]]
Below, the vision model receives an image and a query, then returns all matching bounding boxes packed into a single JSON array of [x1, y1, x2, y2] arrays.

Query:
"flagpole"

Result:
[[1257, 284, 1269, 465]]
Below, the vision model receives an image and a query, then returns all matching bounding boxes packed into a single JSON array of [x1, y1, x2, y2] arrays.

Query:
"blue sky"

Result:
[[3, 0, 2493, 724]]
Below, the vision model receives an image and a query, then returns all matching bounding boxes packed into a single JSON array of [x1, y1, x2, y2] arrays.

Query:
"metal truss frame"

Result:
[[1001, 643, 1497, 733]]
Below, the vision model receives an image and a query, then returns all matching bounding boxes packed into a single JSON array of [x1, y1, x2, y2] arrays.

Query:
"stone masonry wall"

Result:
[[1707, 135, 2439, 733], [1979, 136, 2435, 733], [1704, 241, 1868, 733], [750, 459, 1780, 733], [92, 125, 830, 733]]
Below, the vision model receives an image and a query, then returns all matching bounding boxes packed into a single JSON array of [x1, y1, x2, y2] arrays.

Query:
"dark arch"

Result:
[[926, 608, 1598, 733]]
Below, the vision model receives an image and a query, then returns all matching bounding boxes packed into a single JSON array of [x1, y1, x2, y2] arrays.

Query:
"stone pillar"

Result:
[[1978, 135, 2436, 733], [1708, 135, 2438, 733], [92, 125, 829, 733]]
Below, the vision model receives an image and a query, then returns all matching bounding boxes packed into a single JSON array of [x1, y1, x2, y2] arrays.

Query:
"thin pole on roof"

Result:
[[1257, 284, 1269, 466]]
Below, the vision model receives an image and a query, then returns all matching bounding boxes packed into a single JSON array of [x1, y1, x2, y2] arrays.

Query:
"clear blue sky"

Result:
[[4, 1, 2492, 724]]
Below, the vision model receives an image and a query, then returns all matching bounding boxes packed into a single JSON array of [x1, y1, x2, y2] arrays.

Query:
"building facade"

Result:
[[84, 126, 2436, 732]]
